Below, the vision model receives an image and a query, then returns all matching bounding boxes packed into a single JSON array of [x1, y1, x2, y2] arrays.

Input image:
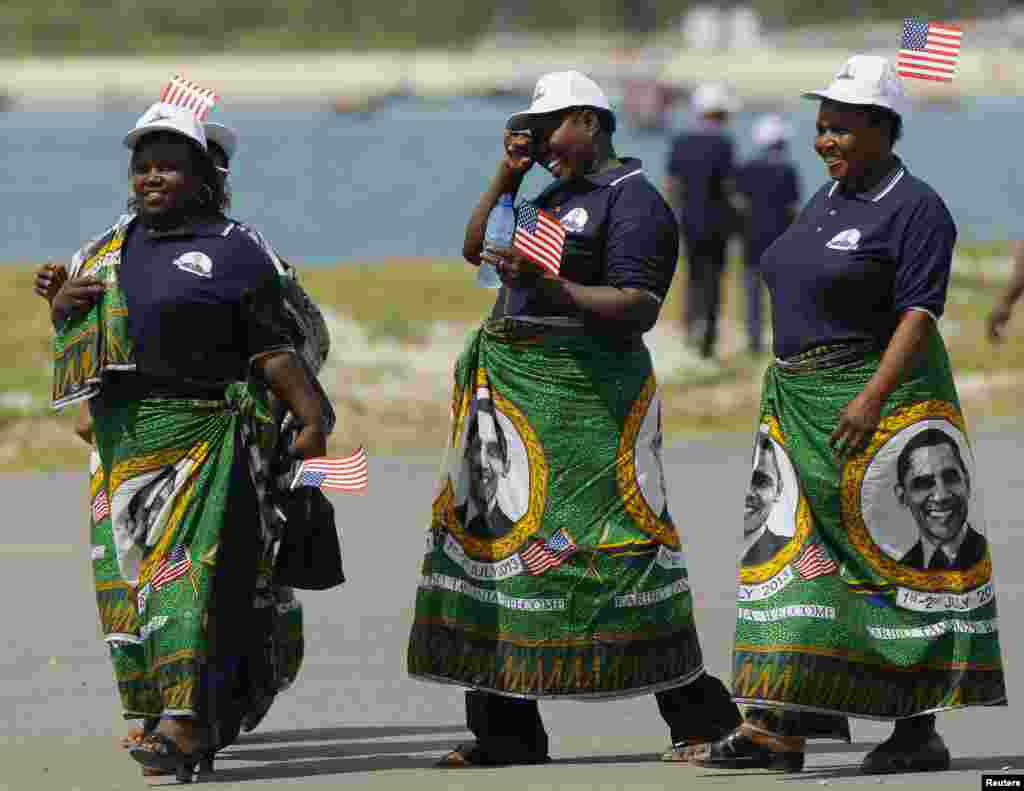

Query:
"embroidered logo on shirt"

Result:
[[560, 207, 589, 233], [825, 228, 861, 251], [172, 251, 213, 278]]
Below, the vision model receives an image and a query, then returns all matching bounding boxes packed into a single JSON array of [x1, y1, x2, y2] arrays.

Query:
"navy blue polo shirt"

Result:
[[734, 150, 801, 249], [666, 126, 735, 240], [759, 159, 956, 359], [494, 158, 679, 322], [120, 217, 290, 385]]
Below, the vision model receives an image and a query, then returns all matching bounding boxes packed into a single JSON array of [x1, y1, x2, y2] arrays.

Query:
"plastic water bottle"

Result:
[[478, 193, 515, 288]]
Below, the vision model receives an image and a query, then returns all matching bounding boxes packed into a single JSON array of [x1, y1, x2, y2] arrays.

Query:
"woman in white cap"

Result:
[[687, 55, 1006, 774], [48, 103, 332, 781], [407, 69, 742, 767], [35, 110, 323, 775], [732, 114, 801, 355]]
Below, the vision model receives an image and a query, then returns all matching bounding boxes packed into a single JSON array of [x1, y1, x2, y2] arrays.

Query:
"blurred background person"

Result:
[[733, 114, 801, 356], [665, 82, 739, 362], [986, 240, 1024, 343]]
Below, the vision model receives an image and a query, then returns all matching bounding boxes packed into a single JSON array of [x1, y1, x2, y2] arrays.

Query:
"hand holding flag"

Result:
[[291, 447, 368, 494], [513, 204, 566, 276]]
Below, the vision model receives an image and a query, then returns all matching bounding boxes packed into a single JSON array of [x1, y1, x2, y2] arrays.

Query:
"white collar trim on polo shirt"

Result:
[[827, 166, 906, 202], [609, 168, 645, 187]]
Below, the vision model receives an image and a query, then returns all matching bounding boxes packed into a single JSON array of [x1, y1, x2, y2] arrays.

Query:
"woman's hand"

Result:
[[34, 261, 68, 304], [494, 130, 534, 192], [51, 275, 106, 325], [830, 390, 883, 459], [987, 299, 1013, 343], [480, 247, 544, 288], [292, 423, 327, 460]]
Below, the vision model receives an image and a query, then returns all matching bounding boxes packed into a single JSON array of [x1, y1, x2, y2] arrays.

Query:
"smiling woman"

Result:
[[690, 54, 1007, 777], [48, 101, 335, 783]]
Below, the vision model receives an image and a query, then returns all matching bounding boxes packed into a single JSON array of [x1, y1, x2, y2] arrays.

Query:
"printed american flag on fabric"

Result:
[[151, 545, 193, 590], [159, 75, 219, 120], [291, 447, 368, 493], [520, 528, 577, 575], [513, 204, 567, 276], [91, 490, 111, 523], [795, 544, 838, 580], [897, 19, 963, 83]]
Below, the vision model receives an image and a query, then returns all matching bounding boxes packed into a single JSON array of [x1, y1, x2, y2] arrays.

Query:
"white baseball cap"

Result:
[[203, 122, 239, 162], [802, 55, 906, 115], [752, 114, 792, 147], [507, 70, 613, 131], [691, 82, 741, 115], [124, 102, 208, 151]]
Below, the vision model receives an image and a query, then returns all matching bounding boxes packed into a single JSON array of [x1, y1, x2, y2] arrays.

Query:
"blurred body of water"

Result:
[[2, 95, 1021, 264]]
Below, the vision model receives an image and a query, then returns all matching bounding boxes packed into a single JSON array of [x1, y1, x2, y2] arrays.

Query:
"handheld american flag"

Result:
[[291, 447, 368, 494], [794, 544, 838, 580], [159, 75, 220, 121], [897, 19, 962, 83], [513, 204, 566, 276], [520, 528, 576, 575]]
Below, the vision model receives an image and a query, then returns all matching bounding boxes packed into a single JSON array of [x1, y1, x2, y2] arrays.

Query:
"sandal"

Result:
[[129, 731, 210, 784], [688, 724, 805, 772], [121, 717, 160, 749], [436, 741, 550, 768]]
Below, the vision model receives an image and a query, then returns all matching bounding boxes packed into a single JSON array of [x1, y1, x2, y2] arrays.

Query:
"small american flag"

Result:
[[291, 447, 368, 493], [151, 545, 193, 590], [897, 19, 963, 83], [159, 75, 220, 121], [795, 544, 838, 580], [513, 204, 566, 276], [520, 528, 577, 575], [92, 490, 111, 523]]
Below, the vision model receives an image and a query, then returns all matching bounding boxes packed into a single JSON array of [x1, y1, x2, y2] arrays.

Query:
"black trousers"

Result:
[[464, 672, 741, 759], [682, 234, 730, 359]]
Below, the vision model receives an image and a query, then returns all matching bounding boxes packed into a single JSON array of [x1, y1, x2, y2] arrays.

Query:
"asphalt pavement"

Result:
[[2, 428, 1021, 790]]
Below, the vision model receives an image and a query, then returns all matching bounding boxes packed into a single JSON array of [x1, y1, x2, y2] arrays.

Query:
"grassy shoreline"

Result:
[[4, 243, 1022, 472]]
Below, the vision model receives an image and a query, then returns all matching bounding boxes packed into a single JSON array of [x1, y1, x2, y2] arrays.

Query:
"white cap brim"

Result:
[[507, 102, 611, 131], [801, 88, 902, 115], [123, 122, 207, 151]]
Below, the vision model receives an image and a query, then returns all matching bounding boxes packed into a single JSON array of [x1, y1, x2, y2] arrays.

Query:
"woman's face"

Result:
[[131, 136, 200, 221], [532, 110, 597, 182], [814, 103, 888, 185]]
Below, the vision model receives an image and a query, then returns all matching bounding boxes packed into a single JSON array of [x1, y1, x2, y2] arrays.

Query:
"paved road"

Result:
[[2, 429, 1021, 790]]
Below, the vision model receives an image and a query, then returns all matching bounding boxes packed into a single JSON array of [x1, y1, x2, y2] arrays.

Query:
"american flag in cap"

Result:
[[897, 19, 963, 83], [159, 75, 219, 121], [291, 447, 368, 493]]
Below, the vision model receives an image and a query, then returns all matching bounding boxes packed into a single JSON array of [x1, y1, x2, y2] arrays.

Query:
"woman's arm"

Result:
[[830, 309, 933, 457], [255, 352, 327, 460], [463, 131, 533, 265], [74, 401, 95, 445], [987, 239, 1024, 342]]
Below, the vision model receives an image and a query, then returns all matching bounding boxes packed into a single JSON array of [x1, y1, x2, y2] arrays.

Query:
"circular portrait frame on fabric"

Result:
[[841, 401, 991, 593], [739, 417, 814, 584], [440, 380, 548, 562], [616, 376, 681, 549]]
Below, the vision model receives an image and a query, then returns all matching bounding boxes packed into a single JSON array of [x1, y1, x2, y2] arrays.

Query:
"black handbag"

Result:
[[274, 486, 345, 590]]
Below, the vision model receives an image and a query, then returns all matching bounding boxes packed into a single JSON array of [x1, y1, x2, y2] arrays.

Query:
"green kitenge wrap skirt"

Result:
[[733, 327, 1006, 720], [408, 319, 704, 699], [91, 385, 268, 723]]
